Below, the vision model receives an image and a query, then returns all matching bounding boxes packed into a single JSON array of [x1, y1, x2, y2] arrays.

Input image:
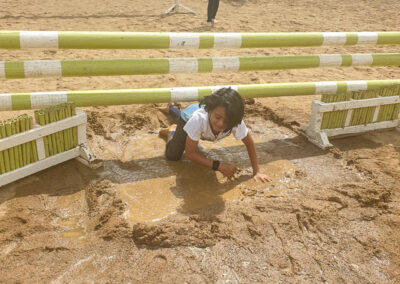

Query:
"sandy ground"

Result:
[[0, 0, 400, 283]]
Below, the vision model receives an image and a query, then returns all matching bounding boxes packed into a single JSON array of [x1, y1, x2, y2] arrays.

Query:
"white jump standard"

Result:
[[305, 95, 400, 149], [0, 110, 101, 187]]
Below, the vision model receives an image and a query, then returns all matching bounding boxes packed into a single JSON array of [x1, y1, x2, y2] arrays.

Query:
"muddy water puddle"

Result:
[[93, 133, 301, 223], [53, 191, 88, 240], [11, 131, 302, 233], [60, 227, 86, 239]]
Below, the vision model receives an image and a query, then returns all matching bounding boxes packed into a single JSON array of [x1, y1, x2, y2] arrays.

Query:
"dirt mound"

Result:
[[86, 105, 172, 139], [332, 183, 391, 209], [85, 180, 131, 240], [132, 215, 232, 248], [245, 101, 302, 132]]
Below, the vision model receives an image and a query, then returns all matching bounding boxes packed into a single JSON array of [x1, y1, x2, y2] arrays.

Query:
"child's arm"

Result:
[[184, 136, 237, 178], [242, 133, 271, 183]]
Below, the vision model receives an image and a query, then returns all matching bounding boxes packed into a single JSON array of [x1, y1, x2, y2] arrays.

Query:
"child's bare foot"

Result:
[[159, 127, 169, 138], [159, 124, 177, 138], [169, 124, 177, 131]]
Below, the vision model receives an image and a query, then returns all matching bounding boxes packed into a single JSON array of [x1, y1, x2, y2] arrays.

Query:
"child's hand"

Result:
[[218, 162, 237, 178], [253, 172, 271, 183]]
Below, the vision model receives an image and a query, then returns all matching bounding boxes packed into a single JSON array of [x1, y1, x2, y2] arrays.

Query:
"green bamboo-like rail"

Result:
[[320, 85, 400, 129], [0, 114, 37, 175], [1, 53, 400, 79], [1, 80, 400, 111], [35, 103, 77, 158], [0, 103, 78, 175], [0, 31, 399, 49]]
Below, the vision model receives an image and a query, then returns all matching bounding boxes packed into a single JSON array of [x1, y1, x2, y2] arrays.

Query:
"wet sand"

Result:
[[1, 0, 400, 283]]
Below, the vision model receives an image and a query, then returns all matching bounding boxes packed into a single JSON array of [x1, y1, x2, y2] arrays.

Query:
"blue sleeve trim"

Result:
[[180, 103, 201, 122]]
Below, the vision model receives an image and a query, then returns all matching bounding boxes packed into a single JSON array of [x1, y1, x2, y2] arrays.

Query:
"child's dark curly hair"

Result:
[[199, 87, 244, 131]]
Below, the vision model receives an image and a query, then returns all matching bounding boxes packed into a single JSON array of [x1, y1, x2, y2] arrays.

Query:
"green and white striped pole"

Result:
[[0, 31, 399, 49], [1, 79, 399, 111], [1, 53, 399, 78]]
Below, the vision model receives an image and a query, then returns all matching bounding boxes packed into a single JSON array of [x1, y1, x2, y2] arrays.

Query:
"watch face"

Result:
[[212, 160, 220, 171]]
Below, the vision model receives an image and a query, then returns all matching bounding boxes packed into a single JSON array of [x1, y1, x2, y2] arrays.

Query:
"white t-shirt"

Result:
[[183, 108, 248, 142]]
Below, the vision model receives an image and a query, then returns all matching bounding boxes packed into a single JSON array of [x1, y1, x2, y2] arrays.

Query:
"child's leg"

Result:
[[166, 124, 177, 142], [157, 103, 181, 120], [159, 124, 176, 138], [165, 118, 187, 161], [168, 104, 181, 120]]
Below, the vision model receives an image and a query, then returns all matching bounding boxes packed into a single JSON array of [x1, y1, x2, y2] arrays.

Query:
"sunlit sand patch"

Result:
[[0, 242, 18, 257], [100, 142, 124, 160]]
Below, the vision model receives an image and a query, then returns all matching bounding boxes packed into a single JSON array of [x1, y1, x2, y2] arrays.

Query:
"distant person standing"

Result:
[[207, 0, 219, 26]]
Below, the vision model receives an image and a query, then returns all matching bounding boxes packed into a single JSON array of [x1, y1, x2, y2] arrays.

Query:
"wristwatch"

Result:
[[212, 160, 220, 171]]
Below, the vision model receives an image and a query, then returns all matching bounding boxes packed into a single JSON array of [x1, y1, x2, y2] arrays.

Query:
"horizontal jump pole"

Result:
[[1, 53, 399, 79], [1, 31, 399, 49], [1, 80, 399, 111]]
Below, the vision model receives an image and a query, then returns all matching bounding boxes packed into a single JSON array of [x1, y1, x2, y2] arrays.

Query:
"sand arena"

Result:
[[0, 0, 400, 283]]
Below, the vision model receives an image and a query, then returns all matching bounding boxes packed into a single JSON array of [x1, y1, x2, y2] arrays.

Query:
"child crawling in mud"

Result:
[[159, 87, 271, 183]]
